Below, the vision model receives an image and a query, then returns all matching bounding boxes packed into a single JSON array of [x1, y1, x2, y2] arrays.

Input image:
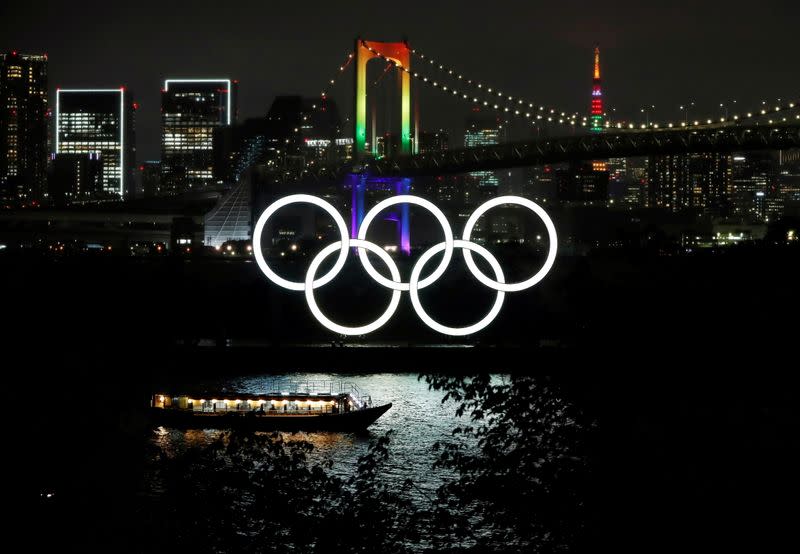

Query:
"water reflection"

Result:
[[151, 373, 465, 494]]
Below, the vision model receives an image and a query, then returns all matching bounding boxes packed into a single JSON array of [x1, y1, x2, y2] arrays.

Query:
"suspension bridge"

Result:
[[314, 37, 800, 174], [223, 37, 799, 252]]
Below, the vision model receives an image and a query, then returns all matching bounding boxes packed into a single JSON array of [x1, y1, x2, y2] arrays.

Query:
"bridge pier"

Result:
[[347, 174, 411, 255]]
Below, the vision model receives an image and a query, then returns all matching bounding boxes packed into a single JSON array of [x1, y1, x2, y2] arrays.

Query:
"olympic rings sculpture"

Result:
[[252, 194, 557, 336]]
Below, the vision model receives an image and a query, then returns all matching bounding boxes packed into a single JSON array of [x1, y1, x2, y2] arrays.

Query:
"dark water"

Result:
[[151, 373, 466, 496]]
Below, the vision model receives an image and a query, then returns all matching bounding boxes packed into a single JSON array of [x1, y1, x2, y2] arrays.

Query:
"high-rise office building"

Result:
[[775, 150, 800, 219], [647, 153, 732, 215], [161, 79, 238, 193], [55, 88, 135, 198], [1, 51, 48, 203], [213, 118, 269, 184], [523, 165, 557, 203], [263, 95, 344, 167], [465, 109, 501, 187], [418, 130, 449, 154], [47, 153, 103, 206], [731, 152, 776, 220], [557, 162, 609, 204], [140, 161, 161, 197]]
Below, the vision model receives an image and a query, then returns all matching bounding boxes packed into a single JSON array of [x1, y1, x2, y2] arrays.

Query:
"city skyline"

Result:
[[3, 1, 799, 160], [6, 6, 800, 552]]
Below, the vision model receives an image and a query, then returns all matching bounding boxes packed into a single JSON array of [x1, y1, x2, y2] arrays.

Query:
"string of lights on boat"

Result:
[[325, 43, 799, 133]]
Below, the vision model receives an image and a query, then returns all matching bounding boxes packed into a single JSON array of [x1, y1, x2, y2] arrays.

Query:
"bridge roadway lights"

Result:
[[269, 124, 800, 182]]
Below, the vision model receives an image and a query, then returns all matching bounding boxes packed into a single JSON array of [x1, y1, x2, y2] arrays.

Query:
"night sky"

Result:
[[3, 0, 799, 160]]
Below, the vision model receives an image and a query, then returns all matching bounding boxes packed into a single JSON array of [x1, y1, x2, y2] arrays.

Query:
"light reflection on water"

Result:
[[152, 373, 467, 495]]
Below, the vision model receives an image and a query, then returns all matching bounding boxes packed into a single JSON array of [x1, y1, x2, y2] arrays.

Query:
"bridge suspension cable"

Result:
[[321, 51, 354, 98], [361, 42, 583, 130], [406, 46, 799, 132], [409, 47, 582, 126], [332, 42, 798, 134], [605, 98, 800, 131]]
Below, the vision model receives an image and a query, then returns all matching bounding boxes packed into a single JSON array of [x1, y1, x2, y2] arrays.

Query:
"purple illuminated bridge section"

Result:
[[347, 174, 411, 255]]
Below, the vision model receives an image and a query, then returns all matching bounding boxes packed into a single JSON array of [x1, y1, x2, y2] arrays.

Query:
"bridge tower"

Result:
[[353, 38, 412, 160], [351, 38, 413, 255], [590, 45, 604, 132]]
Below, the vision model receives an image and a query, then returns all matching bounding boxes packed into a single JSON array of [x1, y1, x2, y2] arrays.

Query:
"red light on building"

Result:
[[589, 45, 604, 132]]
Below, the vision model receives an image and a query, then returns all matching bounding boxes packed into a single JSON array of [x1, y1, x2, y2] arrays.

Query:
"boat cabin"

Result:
[[152, 392, 365, 415]]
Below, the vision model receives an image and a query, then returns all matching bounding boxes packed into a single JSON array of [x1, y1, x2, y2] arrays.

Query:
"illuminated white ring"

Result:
[[409, 240, 505, 336], [305, 239, 402, 336], [462, 196, 557, 292], [252, 194, 349, 291], [357, 195, 454, 291]]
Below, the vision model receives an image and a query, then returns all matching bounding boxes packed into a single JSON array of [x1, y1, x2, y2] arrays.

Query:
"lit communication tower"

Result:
[[590, 45, 603, 132]]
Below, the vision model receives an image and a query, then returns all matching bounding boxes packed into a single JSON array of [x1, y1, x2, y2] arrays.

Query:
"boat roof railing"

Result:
[[263, 379, 372, 408]]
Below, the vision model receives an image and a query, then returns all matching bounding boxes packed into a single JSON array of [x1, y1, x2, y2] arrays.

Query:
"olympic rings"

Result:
[[409, 240, 505, 336], [305, 239, 402, 336], [357, 195, 453, 291], [253, 194, 558, 336], [462, 196, 558, 292], [253, 194, 350, 291]]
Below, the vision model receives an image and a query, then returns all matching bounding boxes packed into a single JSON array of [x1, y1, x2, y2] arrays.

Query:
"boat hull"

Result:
[[151, 403, 392, 432]]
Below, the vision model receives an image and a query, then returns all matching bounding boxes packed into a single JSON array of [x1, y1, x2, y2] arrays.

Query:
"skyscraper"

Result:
[[263, 95, 344, 167], [55, 88, 135, 198], [47, 153, 103, 206], [160, 79, 238, 193], [647, 153, 732, 215], [0, 51, 48, 203], [731, 152, 776, 220], [464, 109, 501, 187], [590, 45, 603, 133]]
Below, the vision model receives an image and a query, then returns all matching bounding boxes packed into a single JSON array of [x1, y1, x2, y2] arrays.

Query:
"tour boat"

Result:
[[150, 381, 391, 431]]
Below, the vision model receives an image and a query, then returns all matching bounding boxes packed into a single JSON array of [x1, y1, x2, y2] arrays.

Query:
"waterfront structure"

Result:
[[55, 88, 135, 198], [204, 178, 252, 249], [0, 51, 48, 202], [161, 79, 237, 193]]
